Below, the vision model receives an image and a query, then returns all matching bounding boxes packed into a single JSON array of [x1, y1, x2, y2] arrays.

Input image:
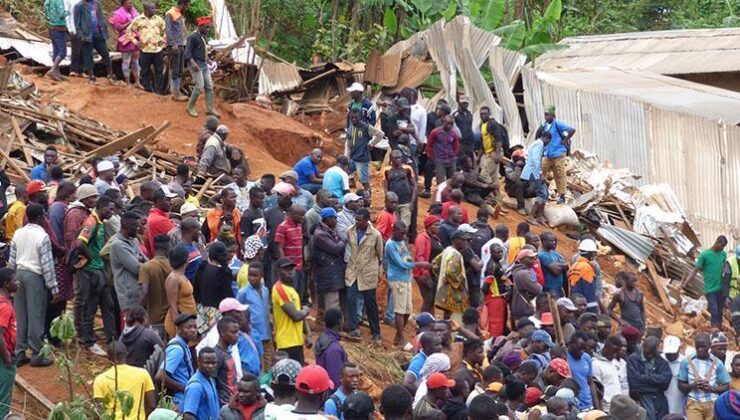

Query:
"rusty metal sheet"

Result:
[[385, 56, 435, 94], [257, 59, 303, 96], [363, 50, 402, 87]]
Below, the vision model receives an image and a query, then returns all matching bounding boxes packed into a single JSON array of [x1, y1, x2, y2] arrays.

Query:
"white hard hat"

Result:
[[579, 239, 598, 253]]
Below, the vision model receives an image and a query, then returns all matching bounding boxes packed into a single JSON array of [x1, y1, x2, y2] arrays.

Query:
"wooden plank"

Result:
[[645, 259, 675, 315], [548, 293, 565, 346], [11, 117, 33, 166], [0, 143, 31, 182], [61, 125, 156, 171], [15, 374, 55, 412], [122, 121, 170, 159], [195, 173, 225, 202]]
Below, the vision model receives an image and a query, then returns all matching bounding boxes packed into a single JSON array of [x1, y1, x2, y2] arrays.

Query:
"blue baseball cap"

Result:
[[415, 312, 436, 327], [531, 330, 555, 348], [320, 207, 337, 219]]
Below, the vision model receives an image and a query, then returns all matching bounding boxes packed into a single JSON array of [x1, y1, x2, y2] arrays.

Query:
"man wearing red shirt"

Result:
[[376, 191, 398, 242], [0, 268, 18, 419], [440, 189, 470, 223], [275, 204, 306, 302], [146, 186, 177, 257], [427, 115, 460, 185]]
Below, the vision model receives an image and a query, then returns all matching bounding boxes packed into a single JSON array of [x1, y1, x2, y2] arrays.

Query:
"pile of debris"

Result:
[[565, 150, 709, 319], [0, 64, 220, 201]]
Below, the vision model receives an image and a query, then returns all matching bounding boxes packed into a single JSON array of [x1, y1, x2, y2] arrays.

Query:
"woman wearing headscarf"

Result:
[[482, 243, 509, 337], [413, 353, 452, 408], [236, 235, 267, 290], [414, 215, 444, 313]]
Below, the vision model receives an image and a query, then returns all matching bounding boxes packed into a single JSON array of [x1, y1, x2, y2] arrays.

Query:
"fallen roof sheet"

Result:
[[363, 50, 402, 87], [597, 224, 656, 266], [208, 0, 259, 65], [258, 59, 303, 96], [535, 69, 740, 125], [537, 28, 740, 75], [385, 55, 434, 94]]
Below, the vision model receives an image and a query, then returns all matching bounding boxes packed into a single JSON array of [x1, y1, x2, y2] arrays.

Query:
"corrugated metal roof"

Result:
[[536, 69, 740, 124], [257, 59, 303, 96], [490, 46, 523, 144], [537, 28, 740, 74], [597, 225, 656, 265]]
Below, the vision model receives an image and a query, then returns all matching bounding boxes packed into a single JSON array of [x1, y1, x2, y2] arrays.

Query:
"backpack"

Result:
[[153, 339, 194, 397], [328, 394, 344, 418]]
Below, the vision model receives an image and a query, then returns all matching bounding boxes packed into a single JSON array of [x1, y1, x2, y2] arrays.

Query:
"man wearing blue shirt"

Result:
[[183, 347, 221, 420], [237, 261, 271, 364], [293, 149, 324, 194], [162, 313, 197, 409], [322, 155, 350, 204], [30, 146, 58, 182], [402, 332, 443, 393], [566, 332, 599, 411], [541, 107, 575, 204], [538, 232, 568, 298], [522, 132, 552, 224]]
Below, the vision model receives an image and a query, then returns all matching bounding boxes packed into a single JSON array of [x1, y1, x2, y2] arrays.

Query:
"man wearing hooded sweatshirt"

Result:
[[511, 248, 543, 322], [314, 308, 348, 392]]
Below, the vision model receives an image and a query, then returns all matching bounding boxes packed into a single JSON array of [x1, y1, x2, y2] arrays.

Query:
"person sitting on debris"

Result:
[[185, 16, 219, 118], [684, 235, 729, 332], [346, 108, 384, 192], [30, 146, 59, 182], [74, 0, 116, 85], [322, 156, 351, 205], [198, 125, 232, 179], [197, 116, 219, 157], [541, 106, 576, 204], [460, 155, 499, 217], [346, 82, 376, 129], [293, 148, 324, 195]]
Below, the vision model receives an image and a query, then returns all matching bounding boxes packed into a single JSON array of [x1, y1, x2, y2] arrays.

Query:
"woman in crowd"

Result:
[[164, 244, 197, 338]]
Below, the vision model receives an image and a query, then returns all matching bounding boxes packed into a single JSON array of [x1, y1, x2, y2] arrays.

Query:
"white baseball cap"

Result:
[[663, 335, 681, 354], [347, 82, 364, 93], [457, 223, 478, 234], [97, 159, 114, 172], [579, 239, 598, 253]]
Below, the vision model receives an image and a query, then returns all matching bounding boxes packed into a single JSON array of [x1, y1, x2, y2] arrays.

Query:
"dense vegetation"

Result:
[[2, 0, 738, 66]]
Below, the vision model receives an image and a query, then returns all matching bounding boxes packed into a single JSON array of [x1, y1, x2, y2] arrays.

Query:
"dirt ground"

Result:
[[10, 73, 702, 415]]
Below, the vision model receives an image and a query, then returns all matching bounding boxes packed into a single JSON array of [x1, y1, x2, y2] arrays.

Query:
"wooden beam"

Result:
[[61, 125, 156, 171], [11, 117, 33, 166], [646, 259, 675, 315], [15, 374, 55, 412], [122, 121, 170, 159], [0, 143, 31, 182]]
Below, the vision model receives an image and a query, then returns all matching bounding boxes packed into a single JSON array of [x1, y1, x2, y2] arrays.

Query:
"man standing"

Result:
[[521, 131, 552, 224], [314, 308, 348, 389], [541, 106, 576, 204], [93, 341, 156, 418], [539, 232, 568, 298], [478, 106, 508, 185], [3, 183, 27, 242], [627, 335, 672, 420], [593, 335, 629, 411], [225, 165, 257, 214], [661, 335, 684, 415], [293, 149, 324, 195], [677, 332, 730, 420], [73, 0, 114, 84], [385, 150, 416, 229], [567, 332, 599, 411], [510, 249, 543, 322], [240, 185, 266, 239], [9, 204, 57, 367], [139, 234, 172, 337], [723, 245, 740, 306], [165, 0, 188, 101], [345, 208, 383, 341], [385, 221, 430, 347], [375, 191, 398, 242], [275, 205, 306, 303], [65, 0, 84, 76], [213, 317, 240, 405], [322, 156, 351, 205], [684, 235, 728, 331], [110, 211, 147, 320], [76, 196, 117, 356], [427, 115, 460, 184], [272, 258, 310, 364], [413, 373, 453, 419], [204, 188, 241, 244], [146, 186, 177, 257], [346, 109, 383, 191], [388, 98, 416, 151], [182, 347, 221, 420], [346, 82, 376, 128], [432, 228, 472, 323], [30, 146, 58, 182], [94, 159, 118, 195], [324, 363, 361, 417], [220, 374, 265, 420], [569, 239, 600, 314], [185, 16, 219, 118], [454, 97, 474, 159], [128, 2, 166, 94]]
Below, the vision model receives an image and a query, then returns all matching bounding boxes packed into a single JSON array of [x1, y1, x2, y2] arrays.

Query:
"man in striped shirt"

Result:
[[275, 205, 306, 304], [678, 332, 730, 419]]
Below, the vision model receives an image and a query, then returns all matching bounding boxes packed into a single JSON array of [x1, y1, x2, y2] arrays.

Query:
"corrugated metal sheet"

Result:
[[363, 50, 402, 86], [537, 28, 740, 74], [385, 55, 435, 93], [521, 67, 545, 144], [257, 59, 303, 96], [489, 46, 523, 144], [535, 70, 740, 125], [597, 225, 656, 265], [725, 125, 740, 241], [208, 0, 259, 65], [426, 19, 457, 106], [501, 49, 526, 86]]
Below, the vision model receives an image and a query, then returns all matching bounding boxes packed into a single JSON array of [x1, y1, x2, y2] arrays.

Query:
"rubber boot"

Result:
[[187, 87, 200, 117], [205, 90, 221, 118], [171, 79, 187, 102]]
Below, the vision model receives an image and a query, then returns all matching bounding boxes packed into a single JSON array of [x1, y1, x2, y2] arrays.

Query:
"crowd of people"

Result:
[[43, 0, 219, 117], [2, 10, 740, 417]]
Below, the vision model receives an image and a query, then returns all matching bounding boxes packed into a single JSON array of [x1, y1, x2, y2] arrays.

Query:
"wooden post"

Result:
[[0, 144, 31, 182], [548, 293, 565, 345]]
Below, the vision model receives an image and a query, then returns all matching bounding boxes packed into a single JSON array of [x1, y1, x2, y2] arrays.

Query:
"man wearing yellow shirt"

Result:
[[3, 183, 28, 242], [128, 2, 166, 94], [477, 106, 509, 186], [93, 341, 156, 419], [271, 257, 311, 365]]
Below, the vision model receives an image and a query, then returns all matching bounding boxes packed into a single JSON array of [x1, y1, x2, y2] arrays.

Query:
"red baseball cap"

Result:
[[295, 365, 334, 395], [427, 373, 455, 390], [197, 16, 212, 26], [26, 180, 47, 196], [525, 387, 543, 405], [540, 312, 554, 326], [549, 357, 572, 379]]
